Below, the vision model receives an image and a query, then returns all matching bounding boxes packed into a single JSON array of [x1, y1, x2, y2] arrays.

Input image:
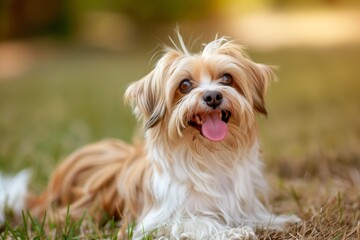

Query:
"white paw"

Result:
[[226, 226, 256, 240], [179, 232, 192, 240], [157, 232, 191, 240], [157, 237, 170, 240]]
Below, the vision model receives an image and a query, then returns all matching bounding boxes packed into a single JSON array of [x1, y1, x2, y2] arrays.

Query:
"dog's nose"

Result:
[[203, 91, 223, 109]]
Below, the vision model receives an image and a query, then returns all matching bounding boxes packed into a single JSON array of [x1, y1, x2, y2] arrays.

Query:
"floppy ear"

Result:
[[247, 63, 274, 116], [124, 49, 181, 129], [124, 71, 166, 129]]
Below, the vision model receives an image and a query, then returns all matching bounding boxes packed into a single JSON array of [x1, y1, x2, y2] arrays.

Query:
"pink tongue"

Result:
[[201, 112, 228, 142]]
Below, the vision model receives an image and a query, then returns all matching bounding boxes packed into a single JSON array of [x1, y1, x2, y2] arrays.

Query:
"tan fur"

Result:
[[27, 139, 151, 223], [27, 38, 272, 222], [23, 35, 298, 239]]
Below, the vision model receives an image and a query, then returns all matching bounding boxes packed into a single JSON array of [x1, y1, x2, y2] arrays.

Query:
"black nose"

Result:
[[203, 91, 223, 109]]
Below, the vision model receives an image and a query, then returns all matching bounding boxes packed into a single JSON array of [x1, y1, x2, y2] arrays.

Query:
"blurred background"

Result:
[[0, 0, 359, 189]]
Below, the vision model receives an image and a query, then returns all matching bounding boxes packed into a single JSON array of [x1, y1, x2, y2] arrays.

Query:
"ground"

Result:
[[0, 42, 359, 239]]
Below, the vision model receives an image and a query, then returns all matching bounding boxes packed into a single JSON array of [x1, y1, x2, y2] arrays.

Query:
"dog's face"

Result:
[[125, 37, 273, 149]]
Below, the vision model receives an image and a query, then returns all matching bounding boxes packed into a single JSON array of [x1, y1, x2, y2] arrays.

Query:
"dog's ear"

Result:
[[124, 72, 165, 129], [124, 50, 181, 129], [246, 63, 274, 116]]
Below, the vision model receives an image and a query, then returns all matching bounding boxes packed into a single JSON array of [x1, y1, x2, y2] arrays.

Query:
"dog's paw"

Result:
[[225, 226, 256, 240], [157, 237, 170, 240], [179, 232, 192, 240]]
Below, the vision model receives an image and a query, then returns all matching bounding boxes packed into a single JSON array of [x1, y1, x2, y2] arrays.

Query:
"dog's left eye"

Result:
[[179, 79, 193, 93], [220, 74, 233, 85]]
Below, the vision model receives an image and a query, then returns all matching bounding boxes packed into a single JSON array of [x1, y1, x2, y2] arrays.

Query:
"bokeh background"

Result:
[[0, 0, 359, 192]]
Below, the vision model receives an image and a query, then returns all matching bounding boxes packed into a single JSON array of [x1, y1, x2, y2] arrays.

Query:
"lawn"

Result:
[[0, 42, 359, 239]]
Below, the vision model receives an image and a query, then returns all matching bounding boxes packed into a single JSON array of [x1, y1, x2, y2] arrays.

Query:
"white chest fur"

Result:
[[135, 140, 277, 239]]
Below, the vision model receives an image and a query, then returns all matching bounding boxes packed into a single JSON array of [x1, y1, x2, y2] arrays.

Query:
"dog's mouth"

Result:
[[189, 110, 231, 142]]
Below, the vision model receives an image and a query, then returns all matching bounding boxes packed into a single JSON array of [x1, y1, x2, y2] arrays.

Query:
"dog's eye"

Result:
[[179, 79, 193, 93], [220, 74, 233, 85]]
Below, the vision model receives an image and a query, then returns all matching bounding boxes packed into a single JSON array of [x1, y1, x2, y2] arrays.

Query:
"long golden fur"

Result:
[[26, 140, 150, 224], [19, 33, 300, 239]]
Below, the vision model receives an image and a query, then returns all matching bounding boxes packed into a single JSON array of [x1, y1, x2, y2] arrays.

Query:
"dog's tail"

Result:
[[0, 169, 30, 224]]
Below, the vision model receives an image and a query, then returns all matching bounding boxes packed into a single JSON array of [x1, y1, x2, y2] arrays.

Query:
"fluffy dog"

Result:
[[2, 34, 299, 239]]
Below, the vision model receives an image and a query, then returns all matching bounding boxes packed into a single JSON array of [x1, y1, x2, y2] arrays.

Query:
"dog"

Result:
[[1, 33, 299, 239]]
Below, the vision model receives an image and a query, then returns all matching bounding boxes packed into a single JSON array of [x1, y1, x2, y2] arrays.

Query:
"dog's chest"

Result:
[[183, 170, 238, 216]]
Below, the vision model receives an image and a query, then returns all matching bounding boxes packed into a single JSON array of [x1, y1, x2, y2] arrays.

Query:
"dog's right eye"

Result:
[[179, 79, 193, 93]]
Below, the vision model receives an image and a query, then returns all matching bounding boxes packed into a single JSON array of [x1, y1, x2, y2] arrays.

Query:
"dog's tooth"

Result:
[[195, 115, 201, 125]]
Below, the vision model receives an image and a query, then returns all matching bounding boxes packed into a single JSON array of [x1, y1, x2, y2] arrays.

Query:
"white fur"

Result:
[[134, 139, 299, 239], [126, 36, 300, 239], [0, 36, 300, 240], [0, 170, 30, 224]]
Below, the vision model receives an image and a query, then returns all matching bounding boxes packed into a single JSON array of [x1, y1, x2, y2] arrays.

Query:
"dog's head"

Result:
[[125, 36, 273, 149]]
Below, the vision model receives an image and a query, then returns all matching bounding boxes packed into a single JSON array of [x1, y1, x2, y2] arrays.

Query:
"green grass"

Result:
[[2, 209, 120, 239], [1, 43, 360, 239]]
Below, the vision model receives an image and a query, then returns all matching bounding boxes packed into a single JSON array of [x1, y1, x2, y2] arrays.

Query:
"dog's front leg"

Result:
[[131, 213, 257, 240]]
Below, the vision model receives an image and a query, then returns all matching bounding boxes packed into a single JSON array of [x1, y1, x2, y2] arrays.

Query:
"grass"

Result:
[[0, 42, 359, 239], [2, 209, 120, 239]]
